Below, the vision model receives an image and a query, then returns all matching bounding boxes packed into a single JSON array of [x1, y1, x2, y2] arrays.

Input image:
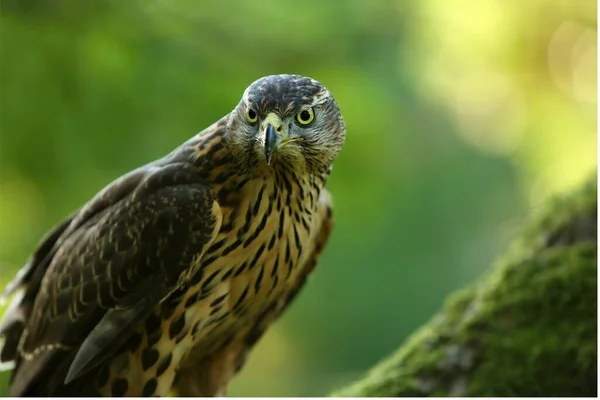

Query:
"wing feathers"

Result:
[[64, 298, 148, 384], [4, 163, 221, 396]]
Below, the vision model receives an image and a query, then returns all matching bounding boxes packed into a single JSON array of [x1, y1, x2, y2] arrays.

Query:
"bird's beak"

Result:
[[264, 124, 280, 166], [263, 113, 284, 166]]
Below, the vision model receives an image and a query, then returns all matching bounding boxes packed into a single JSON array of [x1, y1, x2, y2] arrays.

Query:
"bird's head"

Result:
[[227, 74, 345, 174]]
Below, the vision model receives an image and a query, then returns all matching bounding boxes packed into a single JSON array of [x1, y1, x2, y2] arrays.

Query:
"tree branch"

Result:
[[333, 176, 597, 397]]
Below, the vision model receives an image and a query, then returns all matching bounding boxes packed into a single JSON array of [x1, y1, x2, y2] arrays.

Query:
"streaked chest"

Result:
[[99, 174, 321, 396], [181, 176, 317, 345]]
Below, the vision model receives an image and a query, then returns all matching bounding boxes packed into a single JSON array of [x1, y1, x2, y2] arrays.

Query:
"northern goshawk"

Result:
[[0, 74, 345, 396]]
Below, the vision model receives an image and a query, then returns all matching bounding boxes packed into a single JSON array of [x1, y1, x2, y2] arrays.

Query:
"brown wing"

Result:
[[1, 159, 222, 396], [0, 211, 77, 366], [172, 189, 334, 396]]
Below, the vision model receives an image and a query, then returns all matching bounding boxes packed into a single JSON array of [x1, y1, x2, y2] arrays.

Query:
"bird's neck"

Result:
[[175, 120, 332, 206]]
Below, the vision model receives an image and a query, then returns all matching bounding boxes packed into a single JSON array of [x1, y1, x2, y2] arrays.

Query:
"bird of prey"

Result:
[[0, 74, 345, 397]]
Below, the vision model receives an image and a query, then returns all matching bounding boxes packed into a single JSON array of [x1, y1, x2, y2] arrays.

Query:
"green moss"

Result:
[[333, 176, 597, 397], [0, 369, 8, 396]]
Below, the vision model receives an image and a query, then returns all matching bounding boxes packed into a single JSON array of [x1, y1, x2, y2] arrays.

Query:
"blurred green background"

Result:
[[0, 0, 596, 396]]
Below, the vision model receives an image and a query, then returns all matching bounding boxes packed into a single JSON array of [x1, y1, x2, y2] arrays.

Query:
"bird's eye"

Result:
[[245, 108, 258, 124], [295, 108, 315, 125]]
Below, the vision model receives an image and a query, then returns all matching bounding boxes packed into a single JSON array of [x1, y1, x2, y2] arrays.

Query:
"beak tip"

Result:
[[264, 124, 279, 166]]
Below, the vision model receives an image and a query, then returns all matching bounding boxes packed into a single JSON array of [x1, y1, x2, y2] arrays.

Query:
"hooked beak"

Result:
[[262, 112, 303, 166], [264, 123, 280, 166], [263, 113, 285, 166]]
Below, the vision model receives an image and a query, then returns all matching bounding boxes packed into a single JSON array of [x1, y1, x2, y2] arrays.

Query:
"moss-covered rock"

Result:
[[333, 176, 597, 397]]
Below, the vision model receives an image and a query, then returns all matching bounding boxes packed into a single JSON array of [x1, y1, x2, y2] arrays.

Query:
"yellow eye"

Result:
[[295, 108, 315, 125], [245, 108, 258, 124]]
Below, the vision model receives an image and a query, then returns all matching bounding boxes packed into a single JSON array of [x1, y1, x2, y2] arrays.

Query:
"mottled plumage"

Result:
[[0, 74, 345, 396]]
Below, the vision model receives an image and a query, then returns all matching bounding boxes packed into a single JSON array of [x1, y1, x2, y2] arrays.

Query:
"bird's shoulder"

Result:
[[0, 154, 209, 300], [1, 112, 235, 302], [0, 136, 229, 395]]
